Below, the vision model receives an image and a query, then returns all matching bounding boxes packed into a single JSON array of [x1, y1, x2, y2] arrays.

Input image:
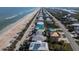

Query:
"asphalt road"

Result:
[[44, 8, 79, 51]]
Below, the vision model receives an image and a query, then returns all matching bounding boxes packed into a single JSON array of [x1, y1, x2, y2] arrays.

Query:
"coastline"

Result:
[[0, 8, 36, 36], [0, 8, 39, 50]]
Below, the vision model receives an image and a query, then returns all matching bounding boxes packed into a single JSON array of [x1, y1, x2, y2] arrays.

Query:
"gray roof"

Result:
[[29, 42, 49, 51], [72, 23, 79, 26], [46, 18, 52, 21], [70, 17, 78, 21], [32, 35, 46, 41], [38, 17, 44, 21], [32, 30, 46, 41]]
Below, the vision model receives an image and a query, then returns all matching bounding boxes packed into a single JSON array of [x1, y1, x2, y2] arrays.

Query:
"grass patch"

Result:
[[76, 41, 79, 45], [47, 38, 73, 51]]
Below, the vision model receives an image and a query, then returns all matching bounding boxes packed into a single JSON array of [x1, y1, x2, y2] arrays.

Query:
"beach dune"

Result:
[[0, 8, 39, 50]]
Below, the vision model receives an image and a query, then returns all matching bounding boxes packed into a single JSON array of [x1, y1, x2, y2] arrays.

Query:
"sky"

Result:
[[0, 0, 79, 7]]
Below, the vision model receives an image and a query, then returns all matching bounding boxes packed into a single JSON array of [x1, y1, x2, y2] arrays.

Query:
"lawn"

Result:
[[76, 41, 79, 45], [47, 38, 73, 51]]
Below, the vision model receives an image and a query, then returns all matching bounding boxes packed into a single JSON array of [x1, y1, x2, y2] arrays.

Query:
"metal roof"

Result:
[[29, 42, 49, 51]]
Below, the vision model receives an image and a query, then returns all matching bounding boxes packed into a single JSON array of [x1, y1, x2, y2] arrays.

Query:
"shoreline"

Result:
[[0, 8, 39, 50], [0, 13, 31, 36], [0, 8, 36, 36], [0, 14, 28, 36], [0, 9, 35, 35]]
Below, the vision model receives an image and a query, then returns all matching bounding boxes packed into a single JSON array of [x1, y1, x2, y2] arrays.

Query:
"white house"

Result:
[[29, 41, 49, 51]]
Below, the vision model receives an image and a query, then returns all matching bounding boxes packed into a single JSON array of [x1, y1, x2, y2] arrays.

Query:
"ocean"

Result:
[[0, 7, 35, 31]]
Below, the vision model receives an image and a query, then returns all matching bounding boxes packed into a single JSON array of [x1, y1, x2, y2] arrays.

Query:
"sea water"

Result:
[[0, 7, 35, 31]]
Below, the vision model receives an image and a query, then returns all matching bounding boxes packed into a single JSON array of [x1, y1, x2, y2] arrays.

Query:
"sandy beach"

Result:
[[0, 8, 39, 50]]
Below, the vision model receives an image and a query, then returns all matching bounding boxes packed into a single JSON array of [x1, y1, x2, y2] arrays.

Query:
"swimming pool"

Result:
[[35, 22, 44, 30]]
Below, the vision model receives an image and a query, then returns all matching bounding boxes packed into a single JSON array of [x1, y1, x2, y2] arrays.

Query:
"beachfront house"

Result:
[[37, 17, 44, 22], [36, 12, 43, 19], [35, 22, 44, 30], [32, 30, 46, 41], [29, 41, 49, 51], [38, 13, 43, 17]]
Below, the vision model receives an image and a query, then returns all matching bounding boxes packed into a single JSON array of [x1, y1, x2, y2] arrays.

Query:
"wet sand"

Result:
[[0, 8, 39, 50]]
